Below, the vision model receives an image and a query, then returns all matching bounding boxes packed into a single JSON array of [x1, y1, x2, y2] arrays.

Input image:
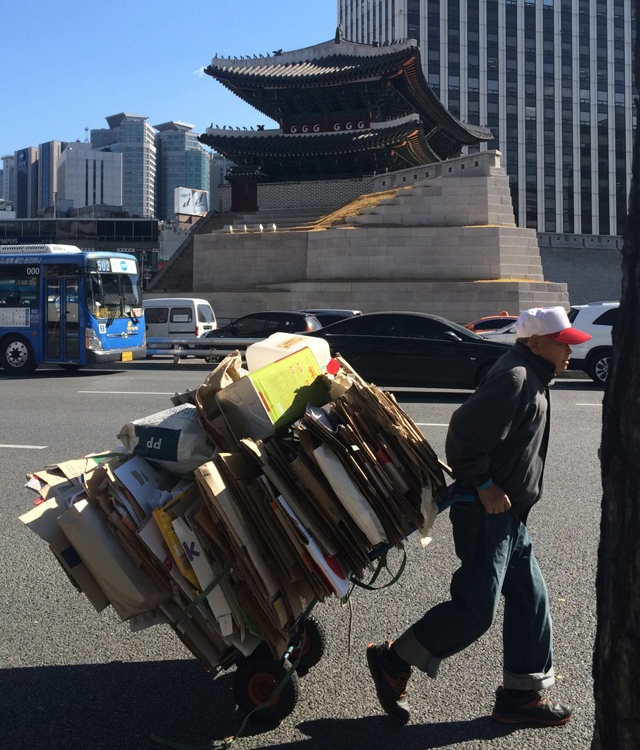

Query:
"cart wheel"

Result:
[[233, 654, 300, 724], [290, 616, 327, 676]]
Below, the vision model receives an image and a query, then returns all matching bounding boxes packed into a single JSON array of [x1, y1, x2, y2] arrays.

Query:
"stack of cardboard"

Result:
[[19, 348, 447, 666]]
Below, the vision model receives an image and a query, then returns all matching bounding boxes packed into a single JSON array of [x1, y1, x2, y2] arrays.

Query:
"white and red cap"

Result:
[[514, 306, 592, 345]]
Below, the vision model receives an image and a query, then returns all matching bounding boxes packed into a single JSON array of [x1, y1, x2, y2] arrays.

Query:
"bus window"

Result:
[[0, 265, 40, 307]]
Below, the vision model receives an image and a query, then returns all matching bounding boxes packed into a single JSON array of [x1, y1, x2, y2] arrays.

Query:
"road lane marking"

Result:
[[576, 403, 602, 406], [415, 423, 449, 427], [78, 391, 176, 396], [0, 444, 48, 449]]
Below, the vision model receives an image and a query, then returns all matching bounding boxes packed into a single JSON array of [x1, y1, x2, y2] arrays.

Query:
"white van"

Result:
[[143, 298, 217, 340]]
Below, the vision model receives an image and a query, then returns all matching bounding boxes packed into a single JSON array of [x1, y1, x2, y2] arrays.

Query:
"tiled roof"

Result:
[[199, 116, 443, 179], [204, 37, 492, 146]]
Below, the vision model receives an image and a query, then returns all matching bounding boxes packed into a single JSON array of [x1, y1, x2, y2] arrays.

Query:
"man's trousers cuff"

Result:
[[392, 626, 441, 678], [503, 666, 555, 691]]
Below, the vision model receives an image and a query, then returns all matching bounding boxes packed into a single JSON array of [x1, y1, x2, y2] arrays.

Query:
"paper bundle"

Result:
[[19, 348, 447, 666]]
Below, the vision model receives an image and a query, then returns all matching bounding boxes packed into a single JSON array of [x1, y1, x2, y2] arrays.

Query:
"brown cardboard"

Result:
[[20, 497, 110, 612], [49, 535, 110, 612], [57, 499, 169, 620]]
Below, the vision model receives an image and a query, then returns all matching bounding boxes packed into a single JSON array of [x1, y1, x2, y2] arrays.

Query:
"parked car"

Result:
[[310, 311, 511, 389], [200, 310, 322, 361], [300, 308, 362, 327], [480, 321, 518, 345], [465, 311, 518, 332], [567, 302, 618, 385]]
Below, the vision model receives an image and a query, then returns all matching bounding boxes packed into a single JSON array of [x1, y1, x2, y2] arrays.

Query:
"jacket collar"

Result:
[[513, 341, 556, 385]]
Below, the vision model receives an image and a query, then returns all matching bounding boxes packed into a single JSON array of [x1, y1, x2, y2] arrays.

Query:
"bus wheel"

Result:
[[1, 336, 37, 375]]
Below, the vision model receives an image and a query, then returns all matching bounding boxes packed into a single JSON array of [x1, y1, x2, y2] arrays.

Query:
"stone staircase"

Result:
[[228, 207, 337, 231], [146, 211, 238, 293], [342, 169, 516, 228]]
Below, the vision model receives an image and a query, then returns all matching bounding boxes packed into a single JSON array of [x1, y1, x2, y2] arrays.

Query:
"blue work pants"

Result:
[[393, 500, 555, 690]]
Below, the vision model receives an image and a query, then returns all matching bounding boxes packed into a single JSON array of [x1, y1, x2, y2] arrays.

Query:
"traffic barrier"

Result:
[[145, 336, 255, 363]]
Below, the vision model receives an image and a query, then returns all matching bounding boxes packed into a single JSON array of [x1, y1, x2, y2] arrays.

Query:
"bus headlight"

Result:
[[85, 327, 104, 351]]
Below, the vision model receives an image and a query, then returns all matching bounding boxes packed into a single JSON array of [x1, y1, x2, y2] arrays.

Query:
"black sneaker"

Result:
[[366, 641, 412, 723], [492, 686, 572, 726]]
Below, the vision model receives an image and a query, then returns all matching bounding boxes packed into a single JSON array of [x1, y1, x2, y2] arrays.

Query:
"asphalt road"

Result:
[[0, 361, 603, 750]]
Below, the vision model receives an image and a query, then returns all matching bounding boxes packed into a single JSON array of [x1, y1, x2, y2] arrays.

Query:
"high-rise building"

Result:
[[15, 147, 39, 218], [2, 156, 15, 207], [1, 155, 15, 207], [338, 0, 634, 236], [91, 113, 156, 218], [154, 122, 210, 221], [38, 140, 69, 213], [57, 142, 123, 212]]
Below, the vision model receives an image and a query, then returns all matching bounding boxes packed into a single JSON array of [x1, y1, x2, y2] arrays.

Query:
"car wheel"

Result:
[[586, 349, 611, 386], [1, 335, 36, 375]]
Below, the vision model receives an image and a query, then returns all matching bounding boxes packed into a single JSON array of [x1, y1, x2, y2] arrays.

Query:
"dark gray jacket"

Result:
[[445, 342, 555, 514]]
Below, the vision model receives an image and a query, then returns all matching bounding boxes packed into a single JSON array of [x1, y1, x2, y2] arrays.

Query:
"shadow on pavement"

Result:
[[293, 716, 523, 750], [0, 659, 240, 750], [0, 659, 532, 750]]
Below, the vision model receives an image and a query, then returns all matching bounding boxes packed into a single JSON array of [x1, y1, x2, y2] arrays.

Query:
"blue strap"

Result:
[[437, 482, 476, 513]]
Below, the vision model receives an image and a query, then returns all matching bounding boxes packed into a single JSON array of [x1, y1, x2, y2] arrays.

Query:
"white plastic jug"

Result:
[[245, 332, 331, 372]]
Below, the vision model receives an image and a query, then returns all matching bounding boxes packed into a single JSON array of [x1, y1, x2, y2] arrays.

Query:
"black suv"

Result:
[[200, 310, 321, 361]]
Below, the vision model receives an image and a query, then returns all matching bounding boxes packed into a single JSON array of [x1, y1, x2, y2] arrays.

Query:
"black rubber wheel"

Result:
[[290, 616, 327, 676], [1, 336, 36, 375], [233, 654, 300, 724], [586, 350, 611, 386]]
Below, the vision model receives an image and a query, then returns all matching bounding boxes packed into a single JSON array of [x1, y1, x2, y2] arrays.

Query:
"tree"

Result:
[[592, 5, 640, 747]]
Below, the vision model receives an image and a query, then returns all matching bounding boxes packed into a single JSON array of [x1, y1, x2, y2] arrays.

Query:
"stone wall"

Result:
[[193, 231, 309, 292], [220, 175, 374, 212], [538, 233, 622, 304], [194, 151, 569, 323]]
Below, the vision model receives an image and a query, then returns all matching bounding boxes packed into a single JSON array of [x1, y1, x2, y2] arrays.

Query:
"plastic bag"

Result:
[[117, 403, 216, 475]]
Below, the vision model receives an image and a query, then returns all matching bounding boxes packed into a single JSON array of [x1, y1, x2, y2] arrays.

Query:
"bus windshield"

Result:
[[85, 269, 142, 322]]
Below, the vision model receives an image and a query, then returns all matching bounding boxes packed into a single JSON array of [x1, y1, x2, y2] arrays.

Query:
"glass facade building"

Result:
[[38, 140, 68, 214], [338, 0, 635, 235], [91, 113, 156, 219], [154, 122, 210, 221]]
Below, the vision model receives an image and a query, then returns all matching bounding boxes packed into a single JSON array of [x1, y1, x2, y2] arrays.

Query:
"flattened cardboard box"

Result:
[[19, 497, 109, 612], [57, 499, 169, 620]]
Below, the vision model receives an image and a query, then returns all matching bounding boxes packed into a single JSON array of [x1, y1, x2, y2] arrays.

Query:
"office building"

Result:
[[91, 113, 156, 218], [38, 140, 68, 213], [15, 147, 39, 218], [154, 122, 210, 221], [338, 0, 634, 236], [56, 142, 123, 213], [1, 156, 14, 208]]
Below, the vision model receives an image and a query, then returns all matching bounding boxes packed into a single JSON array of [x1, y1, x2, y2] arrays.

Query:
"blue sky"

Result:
[[2, 0, 338, 158]]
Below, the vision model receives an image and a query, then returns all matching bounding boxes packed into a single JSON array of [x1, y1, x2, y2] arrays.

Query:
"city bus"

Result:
[[0, 244, 146, 375]]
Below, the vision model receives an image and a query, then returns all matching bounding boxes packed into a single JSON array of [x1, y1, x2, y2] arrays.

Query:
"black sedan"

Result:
[[310, 311, 511, 389], [198, 310, 321, 361]]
